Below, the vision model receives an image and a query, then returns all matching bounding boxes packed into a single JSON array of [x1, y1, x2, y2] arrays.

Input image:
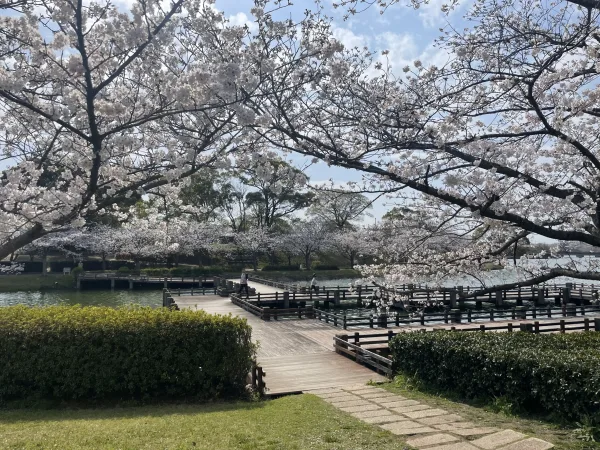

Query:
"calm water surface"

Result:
[[0, 290, 162, 308]]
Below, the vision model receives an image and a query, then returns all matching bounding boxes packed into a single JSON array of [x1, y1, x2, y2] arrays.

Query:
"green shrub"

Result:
[[71, 266, 83, 280], [390, 331, 600, 421], [117, 266, 130, 273], [0, 306, 255, 403], [262, 265, 300, 271], [313, 264, 339, 270]]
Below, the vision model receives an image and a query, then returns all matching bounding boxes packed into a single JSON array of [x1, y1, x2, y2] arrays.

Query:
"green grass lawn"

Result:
[[381, 377, 600, 450], [0, 274, 74, 292], [0, 395, 412, 450]]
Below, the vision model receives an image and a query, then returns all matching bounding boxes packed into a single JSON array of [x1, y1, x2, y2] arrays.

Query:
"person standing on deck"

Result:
[[310, 273, 318, 295], [239, 272, 250, 299]]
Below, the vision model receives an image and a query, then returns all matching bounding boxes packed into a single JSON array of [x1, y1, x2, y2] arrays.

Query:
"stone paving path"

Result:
[[308, 385, 554, 450]]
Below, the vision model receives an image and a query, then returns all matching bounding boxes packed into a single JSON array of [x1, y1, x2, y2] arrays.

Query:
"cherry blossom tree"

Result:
[[234, 226, 272, 271], [331, 228, 374, 268], [258, 0, 600, 291], [85, 226, 121, 270], [284, 219, 331, 269], [20, 229, 89, 274], [0, 0, 343, 258]]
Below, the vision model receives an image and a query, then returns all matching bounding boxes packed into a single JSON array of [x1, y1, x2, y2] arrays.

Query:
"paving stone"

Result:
[[426, 442, 481, 450], [497, 438, 554, 450], [308, 388, 343, 395], [452, 427, 499, 437], [342, 384, 375, 391], [361, 414, 408, 424], [406, 433, 461, 448], [417, 415, 464, 425], [313, 391, 353, 399], [339, 404, 382, 413], [344, 388, 383, 395], [352, 409, 402, 419], [321, 394, 360, 403], [471, 430, 527, 449], [434, 422, 477, 431], [391, 404, 431, 414], [379, 420, 436, 435], [376, 399, 419, 408], [329, 399, 374, 408], [404, 408, 448, 419], [359, 392, 401, 400]]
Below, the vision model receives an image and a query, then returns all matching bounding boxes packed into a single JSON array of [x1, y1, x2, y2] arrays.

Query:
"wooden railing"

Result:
[[314, 304, 600, 329], [333, 317, 600, 376], [162, 287, 218, 307], [249, 364, 266, 396], [230, 293, 315, 320], [80, 272, 214, 283], [247, 275, 377, 295], [333, 335, 394, 376]]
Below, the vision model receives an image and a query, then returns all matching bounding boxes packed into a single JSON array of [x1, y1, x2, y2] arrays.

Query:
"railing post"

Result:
[[508, 323, 513, 332], [343, 314, 347, 329], [496, 291, 503, 307], [595, 318, 600, 331], [283, 291, 290, 309], [560, 319, 566, 333], [520, 323, 533, 333]]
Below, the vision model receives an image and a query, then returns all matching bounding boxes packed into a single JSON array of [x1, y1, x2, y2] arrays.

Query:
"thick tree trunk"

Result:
[[287, 254, 292, 266], [0, 223, 46, 261], [350, 253, 355, 268], [305, 252, 311, 270], [42, 254, 48, 277], [102, 256, 107, 271]]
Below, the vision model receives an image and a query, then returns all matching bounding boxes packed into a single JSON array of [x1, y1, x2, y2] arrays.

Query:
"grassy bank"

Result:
[[0, 274, 74, 292], [0, 395, 411, 450], [381, 377, 598, 450]]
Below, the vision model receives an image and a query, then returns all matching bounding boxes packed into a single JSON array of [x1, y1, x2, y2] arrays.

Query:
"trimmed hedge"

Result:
[[141, 266, 225, 277], [262, 265, 300, 271], [390, 331, 600, 420], [0, 306, 255, 403], [313, 264, 340, 270]]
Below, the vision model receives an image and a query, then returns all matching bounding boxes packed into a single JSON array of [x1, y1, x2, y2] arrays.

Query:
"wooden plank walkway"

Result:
[[176, 295, 385, 394], [227, 278, 281, 294]]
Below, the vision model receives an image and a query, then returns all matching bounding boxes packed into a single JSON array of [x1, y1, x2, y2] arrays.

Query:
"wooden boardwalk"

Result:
[[176, 295, 385, 395], [226, 278, 281, 294]]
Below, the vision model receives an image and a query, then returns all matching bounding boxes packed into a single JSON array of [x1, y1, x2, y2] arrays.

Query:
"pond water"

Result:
[[0, 290, 162, 308], [314, 257, 600, 289]]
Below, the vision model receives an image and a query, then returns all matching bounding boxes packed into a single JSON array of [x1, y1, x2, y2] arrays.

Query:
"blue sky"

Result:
[[217, 0, 463, 222]]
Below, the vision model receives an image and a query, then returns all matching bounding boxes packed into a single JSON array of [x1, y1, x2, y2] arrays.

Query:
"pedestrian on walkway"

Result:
[[310, 273, 318, 295], [239, 272, 250, 299]]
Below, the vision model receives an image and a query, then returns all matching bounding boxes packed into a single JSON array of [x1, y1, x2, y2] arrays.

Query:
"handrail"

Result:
[[334, 335, 393, 376]]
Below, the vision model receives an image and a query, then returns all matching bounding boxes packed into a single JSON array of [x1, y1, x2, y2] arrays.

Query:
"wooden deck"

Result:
[[177, 295, 385, 394]]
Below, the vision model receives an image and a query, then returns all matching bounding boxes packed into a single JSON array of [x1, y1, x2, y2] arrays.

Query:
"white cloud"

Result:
[[228, 12, 258, 32], [332, 24, 450, 76]]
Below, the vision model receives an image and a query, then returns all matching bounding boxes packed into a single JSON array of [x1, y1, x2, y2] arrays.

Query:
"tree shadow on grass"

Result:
[[0, 397, 269, 424]]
